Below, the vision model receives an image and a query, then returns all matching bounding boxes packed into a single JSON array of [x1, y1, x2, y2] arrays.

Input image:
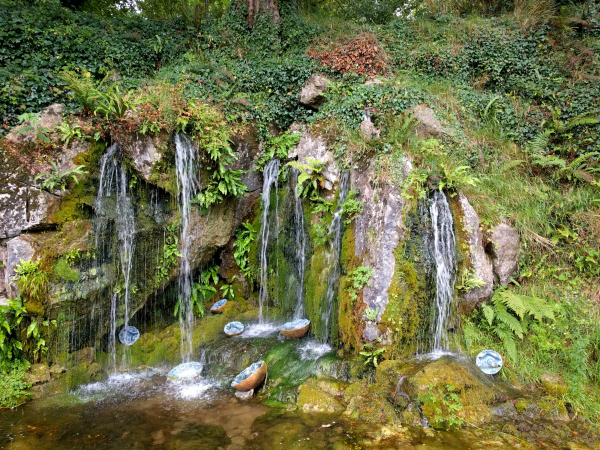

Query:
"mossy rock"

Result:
[[536, 396, 569, 421], [24, 300, 45, 316], [343, 382, 398, 423], [53, 258, 80, 282], [374, 359, 406, 388], [540, 373, 568, 397], [297, 378, 346, 413]]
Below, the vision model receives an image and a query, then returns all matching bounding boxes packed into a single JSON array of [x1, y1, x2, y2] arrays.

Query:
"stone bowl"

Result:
[[279, 319, 310, 339], [210, 299, 227, 314], [118, 326, 140, 346], [231, 361, 267, 391], [167, 362, 204, 382], [224, 321, 244, 337], [476, 350, 503, 375]]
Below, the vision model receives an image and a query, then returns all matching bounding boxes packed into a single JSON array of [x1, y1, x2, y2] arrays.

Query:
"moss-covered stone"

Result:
[[343, 382, 398, 423], [297, 377, 346, 413], [52, 258, 80, 282]]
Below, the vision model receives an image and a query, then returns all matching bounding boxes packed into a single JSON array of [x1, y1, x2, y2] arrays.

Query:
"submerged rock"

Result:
[[235, 388, 254, 400], [298, 74, 329, 110], [297, 377, 346, 413]]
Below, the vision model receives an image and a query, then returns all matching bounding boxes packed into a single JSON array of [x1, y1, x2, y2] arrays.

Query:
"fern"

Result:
[[492, 289, 554, 322], [528, 129, 554, 155], [493, 326, 518, 362]]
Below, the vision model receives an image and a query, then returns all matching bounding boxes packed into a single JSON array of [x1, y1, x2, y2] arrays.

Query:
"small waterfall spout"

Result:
[[322, 172, 349, 342], [292, 169, 307, 320], [174, 133, 200, 362], [429, 191, 457, 353], [96, 143, 136, 372], [258, 159, 280, 323]]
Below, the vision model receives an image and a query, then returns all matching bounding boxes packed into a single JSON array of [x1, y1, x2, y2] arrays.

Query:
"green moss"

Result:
[[52, 258, 80, 282], [340, 223, 358, 272], [304, 245, 331, 341], [24, 300, 45, 316]]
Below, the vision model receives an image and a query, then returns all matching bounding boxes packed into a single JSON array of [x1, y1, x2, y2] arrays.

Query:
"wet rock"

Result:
[[294, 128, 339, 192], [49, 364, 66, 375], [298, 74, 329, 110], [235, 389, 254, 400], [25, 363, 51, 386], [351, 157, 412, 339], [118, 131, 168, 184], [5, 103, 65, 145], [540, 373, 567, 396], [72, 346, 96, 364], [374, 359, 405, 387], [343, 382, 398, 423], [4, 234, 36, 297], [458, 193, 494, 313], [487, 222, 520, 286], [413, 105, 446, 139], [297, 377, 346, 413], [491, 400, 518, 419], [360, 119, 380, 140]]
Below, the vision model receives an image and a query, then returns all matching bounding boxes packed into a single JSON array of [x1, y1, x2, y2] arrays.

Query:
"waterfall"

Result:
[[322, 172, 349, 342], [174, 133, 200, 362], [429, 191, 457, 353], [258, 159, 280, 323], [96, 143, 136, 371], [292, 169, 307, 320]]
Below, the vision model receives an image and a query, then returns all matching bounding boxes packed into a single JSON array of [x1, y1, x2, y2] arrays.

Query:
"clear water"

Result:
[[257, 159, 280, 323], [429, 191, 457, 352], [291, 169, 307, 320], [174, 133, 200, 362], [322, 172, 349, 343], [96, 143, 136, 372]]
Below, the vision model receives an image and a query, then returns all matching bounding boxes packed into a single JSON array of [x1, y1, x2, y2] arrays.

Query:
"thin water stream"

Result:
[[174, 133, 200, 362], [291, 168, 307, 320], [257, 159, 280, 323]]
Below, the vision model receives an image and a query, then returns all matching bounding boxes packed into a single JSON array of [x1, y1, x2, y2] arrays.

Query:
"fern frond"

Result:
[[532, 154, 566, 169], [482, 304, 495, 326], [494, 326, 518, 362], [564, 116, 599, 132], [493, 290, 527, 319], [463, 321, 480, 350], [529, 129, 554, 155], [502, 160, 527, 172], [495, 311, 524, 338]]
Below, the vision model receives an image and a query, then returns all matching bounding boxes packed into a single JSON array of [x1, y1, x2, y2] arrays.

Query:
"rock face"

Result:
[[118, 131, 168, 183], [458, 193, 494, 312], [352, 157, 412, 341], [297, 377, 347, 413], [4, 234, 37, 298], [4, 103, 65, 145], [488, 222, 520, 286], [294, 127, 339, 192], [360, 119, 380, 140], [298, 74, 329, 110], [413, 105, 446, 139]]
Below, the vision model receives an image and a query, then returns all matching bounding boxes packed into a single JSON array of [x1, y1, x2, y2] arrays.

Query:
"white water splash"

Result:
[[241, 322, 279, 338], [297, 340, 332, 361]]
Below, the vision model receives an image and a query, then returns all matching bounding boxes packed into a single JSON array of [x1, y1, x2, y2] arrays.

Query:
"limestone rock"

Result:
[[5, 235, 36, 297], [298, 74, 329, 110], [294, 128, 339, 192], [413, 105, 446, 139], [352, 158, 411, 340], [297, 377, 346, 413], [72, 347, 96, 364], [235, 388, 254, 400], [118, 131, 168, 183], [5, 104, 65, 145], [488, 222, 520, 286], [25, 363, 51, 386], [458, 193, 494, 313], [364, 77, 383, 86], [540, 373, 567, 396], [360, 119, 380, 140], [49, 364, 67, 375]]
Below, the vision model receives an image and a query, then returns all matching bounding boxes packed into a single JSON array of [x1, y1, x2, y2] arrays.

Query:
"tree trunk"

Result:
[[245, 0, 280, 26]]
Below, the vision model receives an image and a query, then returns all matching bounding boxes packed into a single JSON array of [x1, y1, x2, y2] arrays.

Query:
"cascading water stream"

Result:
[[96, 143, 136, 371], [257, 159, 280, 323], [322, 172, 349, 343], [291, 168, 307, 320], [429, 190, 457, 354], [174, 133, 200, 362]]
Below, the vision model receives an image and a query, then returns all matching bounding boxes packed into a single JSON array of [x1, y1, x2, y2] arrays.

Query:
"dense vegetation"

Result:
[[1, 0, 599, 428]]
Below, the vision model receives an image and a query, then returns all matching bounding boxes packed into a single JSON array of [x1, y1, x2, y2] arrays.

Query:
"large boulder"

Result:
[[293, 126, 339, 193], [4, 104, 65, 145], [487, 222, 520, 286], [118, 131, 168, 184], [297, 377, 347, 413], [413, 105, 446, 139], [458, 194, 494, 313], [352, 157, 412, 341], [298, 74, 329, 110]]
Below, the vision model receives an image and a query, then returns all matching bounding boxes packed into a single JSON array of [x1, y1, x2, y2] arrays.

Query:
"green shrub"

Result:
[[0, 360, 31, 408]]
